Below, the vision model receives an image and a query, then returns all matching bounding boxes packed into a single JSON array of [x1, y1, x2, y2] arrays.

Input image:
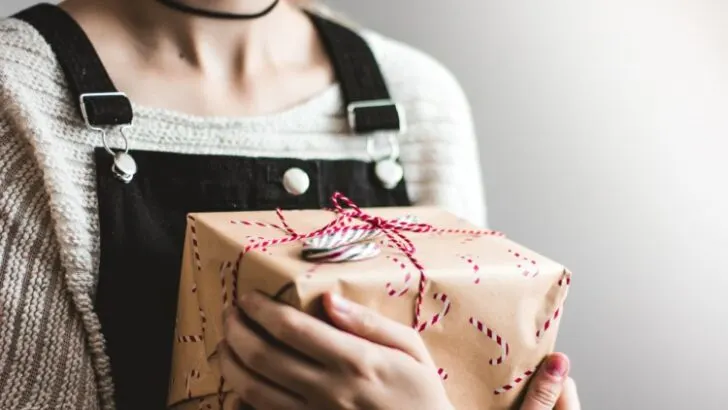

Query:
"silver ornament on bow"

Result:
[[301, 215, 418, 263]]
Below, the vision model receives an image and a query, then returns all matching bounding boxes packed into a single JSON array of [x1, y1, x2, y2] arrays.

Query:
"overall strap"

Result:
[[307, 13, 404, 134], [13, 3, 404, 134], [13, 3, 134, 128]]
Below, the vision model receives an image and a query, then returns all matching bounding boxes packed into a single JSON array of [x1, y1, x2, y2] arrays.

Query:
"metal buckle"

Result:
[[79, 92, 131, 130], [367, 133, 400, 162], [347, 99, 407, 134], [78, 92, 137, 183]]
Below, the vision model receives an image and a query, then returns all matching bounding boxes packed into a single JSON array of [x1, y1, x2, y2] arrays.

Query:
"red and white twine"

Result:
[[231, 253, 243, 302], [219, 261, 234, 308], [468, 317, 509, 365], [190, 193, 576, 402], [225, 192, 502, 330]]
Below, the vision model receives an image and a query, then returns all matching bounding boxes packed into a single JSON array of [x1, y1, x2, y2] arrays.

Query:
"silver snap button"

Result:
[[374, 158, 404, 190], [282, 167, 310, 196]]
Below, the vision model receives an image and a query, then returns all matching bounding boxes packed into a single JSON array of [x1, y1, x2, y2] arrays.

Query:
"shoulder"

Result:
[[0, 15, 67, 112], [0, 15, 59, 82], [0, 15, 81, 146], [358, 29, 472, 122]]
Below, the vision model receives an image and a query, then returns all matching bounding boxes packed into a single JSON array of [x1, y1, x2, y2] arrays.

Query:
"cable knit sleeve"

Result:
[[0, 99, 100, 409]]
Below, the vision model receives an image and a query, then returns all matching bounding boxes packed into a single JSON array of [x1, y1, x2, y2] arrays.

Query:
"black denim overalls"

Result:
[[16, 4, 411, 409]]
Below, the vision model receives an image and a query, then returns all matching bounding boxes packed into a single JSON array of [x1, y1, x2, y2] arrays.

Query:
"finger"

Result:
[[224, 306, 322, 396], [238, 291, 366, 366], [521, 353, 570, 410], [555, 377, 581, 410], [322, 292, 433, 364], [219, 342, 306, 410]]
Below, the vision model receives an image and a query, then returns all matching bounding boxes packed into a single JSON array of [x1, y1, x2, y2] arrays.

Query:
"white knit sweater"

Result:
[[0, 14, 487, 410]]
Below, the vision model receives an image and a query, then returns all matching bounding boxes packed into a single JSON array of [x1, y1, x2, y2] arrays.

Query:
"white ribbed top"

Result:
[[0, 14, 486, 410]]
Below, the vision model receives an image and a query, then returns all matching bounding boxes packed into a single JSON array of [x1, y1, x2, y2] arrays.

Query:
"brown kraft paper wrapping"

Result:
[[167, 205, 572, 410]]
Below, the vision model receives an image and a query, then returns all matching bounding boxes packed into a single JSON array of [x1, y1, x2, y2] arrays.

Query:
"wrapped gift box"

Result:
[[167, 197, 572, 410]]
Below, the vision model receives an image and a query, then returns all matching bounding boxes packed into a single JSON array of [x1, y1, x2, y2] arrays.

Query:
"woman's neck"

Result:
[[60, 0, 317, 76], [57, 0, 335, 117]]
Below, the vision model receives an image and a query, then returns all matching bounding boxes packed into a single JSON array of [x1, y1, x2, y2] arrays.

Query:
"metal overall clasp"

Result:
[[80, 92, 137, 183]]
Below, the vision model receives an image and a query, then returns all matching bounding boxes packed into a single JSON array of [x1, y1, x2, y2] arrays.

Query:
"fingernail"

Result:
[[331, 294, 351, 314], [545, 354, 569, 378]]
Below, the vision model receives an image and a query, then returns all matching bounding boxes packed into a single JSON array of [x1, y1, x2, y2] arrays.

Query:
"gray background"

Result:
[[3, 1, 727, 409]]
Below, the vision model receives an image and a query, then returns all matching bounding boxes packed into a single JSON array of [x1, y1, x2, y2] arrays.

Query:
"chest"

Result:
[[93, 146, 412, 409], [14, 5, 412, 410]]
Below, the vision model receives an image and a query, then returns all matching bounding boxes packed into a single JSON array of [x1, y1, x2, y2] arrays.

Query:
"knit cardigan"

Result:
[[0, 15, 487, 410]]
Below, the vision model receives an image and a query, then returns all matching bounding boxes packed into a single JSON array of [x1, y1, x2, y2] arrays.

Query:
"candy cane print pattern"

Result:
[[460, 235, 476, 245], [243, 235, 266, 243], [304, 262, 323, 279], [493, 368, 535, 395], [188, 216, 203, 271], [230, 219, 285, 231], [536, 306, 562, 339], [558, 270, 572, 287], [457, 254, 481, 284], [186, 369, 201, 399], [537, 271, 572, 339], [176, 333, 203, 343], [508, 248, 539, 277], [176, 306, 207, 343], [175, 296, 206, 344], [416, 293, 451, 333], [385, 255, 412, 297], [199, 307, 207, 333], [468, 317, 509, 365]]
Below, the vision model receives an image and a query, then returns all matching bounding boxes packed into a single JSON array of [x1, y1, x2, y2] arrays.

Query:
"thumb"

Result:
[[322, 292, 433, 364], [521, 353, 570, 410]]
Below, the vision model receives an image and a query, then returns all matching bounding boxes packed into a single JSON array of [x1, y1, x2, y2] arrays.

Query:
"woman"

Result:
[[0, 0, 580, 409]]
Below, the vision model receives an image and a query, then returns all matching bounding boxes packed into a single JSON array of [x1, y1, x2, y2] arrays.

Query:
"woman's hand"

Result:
[[221, 291, 582, 410], [220, 291, 453, 410], [520, 353, 581, 410]]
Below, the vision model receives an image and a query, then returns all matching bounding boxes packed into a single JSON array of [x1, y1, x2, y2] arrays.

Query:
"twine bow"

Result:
[[239, 192, 499, 329]]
